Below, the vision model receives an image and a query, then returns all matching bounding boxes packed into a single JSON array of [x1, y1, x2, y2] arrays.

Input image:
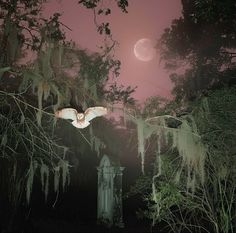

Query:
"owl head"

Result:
[[77, 113, 84, 120]]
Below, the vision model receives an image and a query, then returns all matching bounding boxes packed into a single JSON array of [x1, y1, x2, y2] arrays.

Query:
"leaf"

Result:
[[98, 9, 103, 15], [105, 8, 111, 15], [105, 27, 111, 35]]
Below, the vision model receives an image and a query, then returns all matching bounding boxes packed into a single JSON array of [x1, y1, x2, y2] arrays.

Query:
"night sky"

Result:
[[44, 0, 182, 101]]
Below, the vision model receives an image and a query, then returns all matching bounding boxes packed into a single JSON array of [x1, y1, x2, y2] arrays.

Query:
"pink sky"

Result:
[[44, 0, 182, 102]]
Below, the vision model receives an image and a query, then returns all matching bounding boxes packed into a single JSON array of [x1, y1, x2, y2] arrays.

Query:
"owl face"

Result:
[[77, 113, 84, 120]]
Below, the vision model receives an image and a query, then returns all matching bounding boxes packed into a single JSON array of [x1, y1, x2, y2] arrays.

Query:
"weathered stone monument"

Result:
[[97, 154, 125, 227]]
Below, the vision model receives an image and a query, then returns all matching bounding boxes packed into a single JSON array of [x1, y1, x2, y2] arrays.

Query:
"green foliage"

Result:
[[104, 82, 136, 104], [160, 0, 236, 63], [134, 87, 236, 233], [159, 0, 236, 101], [193, 88, 236, 233], [142, 96, 168, 118], [150, 182, 184, 222], [79, 0, 128, 14], [125, 175, 152, 199], [0, 0, 66, 66]]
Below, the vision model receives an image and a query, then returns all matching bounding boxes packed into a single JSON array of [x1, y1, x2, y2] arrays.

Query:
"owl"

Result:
[[55, 107, 107, 129]]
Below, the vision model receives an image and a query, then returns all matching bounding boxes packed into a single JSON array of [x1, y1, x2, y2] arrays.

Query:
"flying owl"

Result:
[[55, 107, 108, 129]]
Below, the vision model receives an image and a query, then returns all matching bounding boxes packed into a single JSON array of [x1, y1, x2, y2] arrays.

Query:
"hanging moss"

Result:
[[89, 126, 105, 156], [0, 91, 72, 205], [26, 161, 35, 204], [126, 110, 206, 191], [54, 169, 60, 193], [126, 115, 156, 173], [58, 160, 70, 191], [172, 117, 206, 186], [136, 118, 145, 172]]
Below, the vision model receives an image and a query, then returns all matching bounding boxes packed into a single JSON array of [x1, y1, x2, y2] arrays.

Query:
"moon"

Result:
[[134, 38, 156, 62]]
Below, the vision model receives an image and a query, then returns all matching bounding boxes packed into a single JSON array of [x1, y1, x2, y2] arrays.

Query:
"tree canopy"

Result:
[[158, 0, 236, 101]]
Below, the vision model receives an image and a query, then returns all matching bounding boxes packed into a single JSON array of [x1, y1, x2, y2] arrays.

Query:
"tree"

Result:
[[0, 0, 134, 231], [124, 88, 236, 233], [118, 1, 236, 232], [158, 0, 236, 101]]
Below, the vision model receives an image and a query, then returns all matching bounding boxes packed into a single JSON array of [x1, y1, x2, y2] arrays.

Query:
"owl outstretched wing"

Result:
[[55, 108, 78, 121], [84, 107, 107, 122]]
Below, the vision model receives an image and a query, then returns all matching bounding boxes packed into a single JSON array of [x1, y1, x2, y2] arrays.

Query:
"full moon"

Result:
[[134, 38, 156, 62]]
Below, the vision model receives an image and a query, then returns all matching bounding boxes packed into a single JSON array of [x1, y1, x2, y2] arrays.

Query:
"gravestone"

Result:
[[97, 154, 125, 227]]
